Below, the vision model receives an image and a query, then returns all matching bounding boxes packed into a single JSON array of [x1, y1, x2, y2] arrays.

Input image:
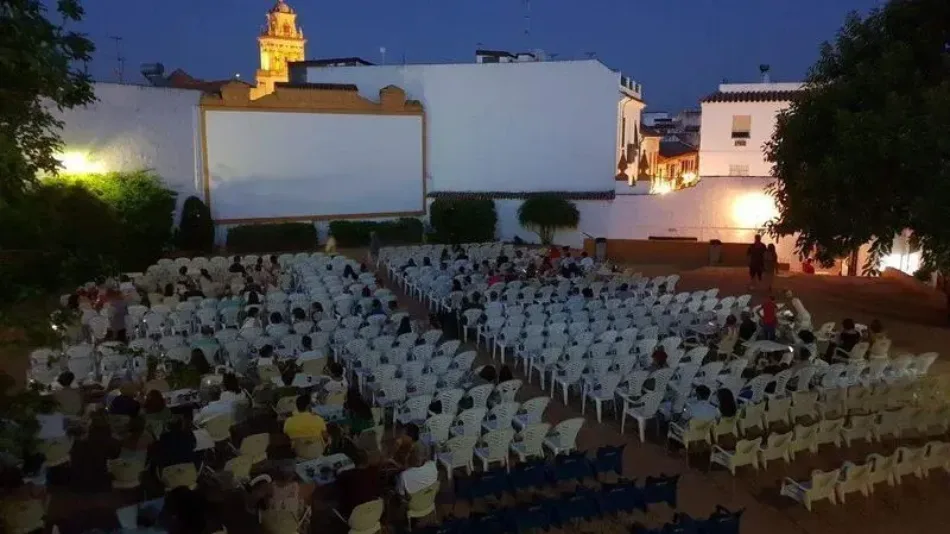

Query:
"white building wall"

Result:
[[54, 82, 205, 207], [301, 60, 620, 193], [698, 82, 801, 178]]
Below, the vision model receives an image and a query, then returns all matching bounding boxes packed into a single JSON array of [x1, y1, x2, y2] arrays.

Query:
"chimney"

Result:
[[759, 64, 771, 84]]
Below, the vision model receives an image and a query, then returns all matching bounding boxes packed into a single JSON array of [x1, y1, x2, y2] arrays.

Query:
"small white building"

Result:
[[698, 81, 803, 178]]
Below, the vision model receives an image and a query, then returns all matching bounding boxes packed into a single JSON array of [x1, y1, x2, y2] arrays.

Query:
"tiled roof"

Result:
[[659, 140, 698, 159], [164, 69, 249, 93], [274, 82, 358, 91], [428, 190, 615, 201], [701, 90, 803, 103]]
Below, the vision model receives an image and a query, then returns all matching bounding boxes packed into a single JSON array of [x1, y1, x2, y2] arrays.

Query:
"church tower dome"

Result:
[[252, 0, 306, 99]]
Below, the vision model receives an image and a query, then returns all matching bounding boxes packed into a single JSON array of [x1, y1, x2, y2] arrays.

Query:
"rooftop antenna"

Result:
[[523, 0, 531, 42], [379, 46, 387, 65], [108, 35, 125, 82]]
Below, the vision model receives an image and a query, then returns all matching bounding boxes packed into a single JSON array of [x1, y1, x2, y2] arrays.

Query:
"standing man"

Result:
[[747, 234, 767, 290]]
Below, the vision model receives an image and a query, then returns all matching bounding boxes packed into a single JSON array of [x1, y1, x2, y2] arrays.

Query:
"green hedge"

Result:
[[329, 218, 423, 248], [226, 223, 317, 253], [429, 198, 497, 244]]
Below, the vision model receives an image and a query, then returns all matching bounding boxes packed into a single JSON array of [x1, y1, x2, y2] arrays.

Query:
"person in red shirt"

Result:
[[760, 295, 778, 340], [548, 245, 561, 261]]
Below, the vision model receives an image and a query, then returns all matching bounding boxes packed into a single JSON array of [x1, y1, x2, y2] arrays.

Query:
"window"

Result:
[[734, 139, 747, 147], [731, 115, 751, 139], [728, 164, 750, 176]]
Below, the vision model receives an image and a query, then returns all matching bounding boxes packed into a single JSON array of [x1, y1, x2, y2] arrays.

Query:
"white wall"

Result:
[[54, 82, 204, 206], [494, 199, 610, 249], [699, 84, 801, 178], [204, 110, 423, 221], [302, 60, 620, 193]]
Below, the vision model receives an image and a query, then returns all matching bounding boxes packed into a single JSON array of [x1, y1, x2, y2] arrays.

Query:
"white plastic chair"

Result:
[[620, 390, 663, 442], [710, 437, 761, 475], [835, 462, 870, 503], [758, 431, 793, 468], [510, 423, 550, 462], [512, 396, 550, 430], [474, 429, 515, 471], [542, 417, 584, 456], [436, 435, 476, 481], [780, 469, 840, 511]]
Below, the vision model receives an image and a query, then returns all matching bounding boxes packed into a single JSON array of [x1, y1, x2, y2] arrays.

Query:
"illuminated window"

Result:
[[731, 115, 751, 139]]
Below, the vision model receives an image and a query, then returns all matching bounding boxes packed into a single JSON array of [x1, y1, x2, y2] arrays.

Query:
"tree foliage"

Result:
[[765, 0, 950, 274], [176, 196, 216, 253], [517, 194, 580, 245], [429, 198, 497, 244], [0, 0, 96, 201]]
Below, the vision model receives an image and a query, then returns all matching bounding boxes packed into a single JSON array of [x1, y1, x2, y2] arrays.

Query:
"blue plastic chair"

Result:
[[552, 489, 601, 526], [700, 506, 743, 534], [664, 514, 701, 534], [508, 458, 549, 494], [591, 444, 625, 478], [509, 500, 554, 533], [550, 451, 592, 484], [599, 479, 645, 515], [467, 510, 511, 533], [643, 474, 680, 509]]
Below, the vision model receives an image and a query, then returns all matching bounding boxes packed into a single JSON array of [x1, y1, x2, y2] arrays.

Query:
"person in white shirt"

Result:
[[683, 386, 719, 422], [398, 456, 439, 496], [579, 252, 595, 270], [241, 307, 263, 330], [785, 290, 812, 331], [323, 362, 348, 397]]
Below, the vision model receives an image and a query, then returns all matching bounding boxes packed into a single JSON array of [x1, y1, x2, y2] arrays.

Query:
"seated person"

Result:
[[388, 423, 427, 471], [647, 346, 668, 371], [322, 362, 349, 398], [109, 381, 141, 418], [737, 311, 757, 342], [824, 318, 862, 360], [147, 415, 199, 474], [52, 371, 83, 417], [682, 385, 719, 422], [397, 453, 438, 497], [161, 486, 224, 534], [283, 395, 328, 445]]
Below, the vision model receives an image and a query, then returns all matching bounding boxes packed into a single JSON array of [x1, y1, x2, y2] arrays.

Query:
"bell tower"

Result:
[[253, 0, 306, 99]]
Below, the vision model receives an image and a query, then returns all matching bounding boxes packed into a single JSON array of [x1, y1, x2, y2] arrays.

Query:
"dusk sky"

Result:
[[71, 0, 881, 111]]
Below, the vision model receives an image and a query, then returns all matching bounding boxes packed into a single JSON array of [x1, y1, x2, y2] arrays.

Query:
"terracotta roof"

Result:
[[164, 69, 249, 93], [428, 190, 615, 201], [701, 90, 802, 103], [659, 140, 698, 159], [274, 82, 358, 91]]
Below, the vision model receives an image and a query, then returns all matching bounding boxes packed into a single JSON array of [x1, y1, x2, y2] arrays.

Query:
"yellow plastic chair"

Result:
[[202, 414, 235, 444], [292, 437, 325, 460], [161, 462, 198, 491], [236, 432, 270, 465], [334, 498, 383, 534], [39, 436, 72, 467], [0, 497, 46, 534], [108, 457, 146, 490], [224, 454, 254, 483], [407, 481, 440, 529]]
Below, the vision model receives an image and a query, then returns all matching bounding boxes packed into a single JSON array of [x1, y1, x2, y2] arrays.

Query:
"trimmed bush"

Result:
[[226, 223, 318, 253], [49, 171, 178, 270], [329, 218, 423, 248], [176, 196, 215, 253], [517, 194, 580, 245], [429, 198, 497, 244]]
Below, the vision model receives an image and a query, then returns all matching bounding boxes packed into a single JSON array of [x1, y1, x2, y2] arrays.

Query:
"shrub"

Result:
[[49, 171, 177, 270], [176, 196, 215, 253], [329, 218, 423, 248], [226, 222, 317, 253], [429, 198, 497, 244], [517, 194, 580, 245], [913, 266, 934, 282]]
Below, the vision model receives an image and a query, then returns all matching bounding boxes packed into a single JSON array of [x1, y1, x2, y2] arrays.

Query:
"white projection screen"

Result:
[[203, 110, 424, 221]]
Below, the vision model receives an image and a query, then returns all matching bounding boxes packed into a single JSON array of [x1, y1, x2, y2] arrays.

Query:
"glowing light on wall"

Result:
[[651, 181, 672, 195], [681, 171, 698, 185], [56, 151, 106, 174], [732, 192, 778, 228], [880, 251, 921, 275]]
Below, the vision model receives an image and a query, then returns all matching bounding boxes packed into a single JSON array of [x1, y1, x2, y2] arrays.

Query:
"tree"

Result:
[[517, 194, 580, 245], [765, 0, 950, 275], [176, 196, 216, 253], [0, 0, 96, 201], [638, 150, 650, 181]]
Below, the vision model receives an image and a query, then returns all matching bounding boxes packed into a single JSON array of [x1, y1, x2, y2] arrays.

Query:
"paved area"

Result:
[[7, 258, 950, 533]]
